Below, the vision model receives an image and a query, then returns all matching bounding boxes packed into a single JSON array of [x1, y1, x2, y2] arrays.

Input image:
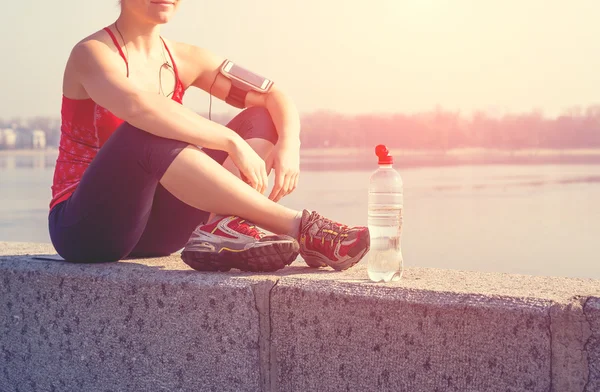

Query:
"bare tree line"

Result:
[[3, 106, 600, 150]]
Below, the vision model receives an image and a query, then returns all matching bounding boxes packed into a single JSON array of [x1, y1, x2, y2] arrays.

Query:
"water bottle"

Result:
[[367, 144, 404, 282]]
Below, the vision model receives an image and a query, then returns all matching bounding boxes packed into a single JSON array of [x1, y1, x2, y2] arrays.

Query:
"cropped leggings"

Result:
[[48, 107, 278, 263]]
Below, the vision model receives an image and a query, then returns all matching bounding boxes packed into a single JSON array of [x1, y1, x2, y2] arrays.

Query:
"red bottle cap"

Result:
[[375, 144, 393, 164]]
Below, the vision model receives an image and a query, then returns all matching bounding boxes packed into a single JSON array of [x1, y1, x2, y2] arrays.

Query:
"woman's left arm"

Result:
[[175, 42, 301, 201]]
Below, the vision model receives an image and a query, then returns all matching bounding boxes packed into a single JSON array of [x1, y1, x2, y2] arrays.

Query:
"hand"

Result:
[[229, 138, 269, 194], [265, 141, 300, 202]]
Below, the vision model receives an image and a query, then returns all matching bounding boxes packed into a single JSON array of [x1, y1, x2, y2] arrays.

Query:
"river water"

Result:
[[1, 152, 599, 279]]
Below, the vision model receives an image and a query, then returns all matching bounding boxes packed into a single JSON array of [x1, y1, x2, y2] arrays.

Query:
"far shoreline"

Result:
[[3, 147, 600, 170]]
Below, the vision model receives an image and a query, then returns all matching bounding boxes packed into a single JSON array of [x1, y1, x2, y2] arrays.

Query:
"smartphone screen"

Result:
[[226, 62, 270, 90]]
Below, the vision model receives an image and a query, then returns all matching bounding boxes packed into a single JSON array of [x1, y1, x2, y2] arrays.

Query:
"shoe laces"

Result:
[[233, 218, 265, 239], [309, 212, 348, 246]]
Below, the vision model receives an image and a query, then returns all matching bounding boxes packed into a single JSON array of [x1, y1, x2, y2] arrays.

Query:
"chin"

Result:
[[148, 0, 179, 21], [123, 0, 180, 24], [149, 12, 175, 24]]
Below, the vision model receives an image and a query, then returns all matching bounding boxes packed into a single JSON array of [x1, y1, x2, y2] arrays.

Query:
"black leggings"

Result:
[[48, 107, 278, 263]]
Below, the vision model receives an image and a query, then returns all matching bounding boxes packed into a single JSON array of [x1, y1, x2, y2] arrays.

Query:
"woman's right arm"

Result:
[[70, 39, 239, 151], [69, 39, 268, 191]]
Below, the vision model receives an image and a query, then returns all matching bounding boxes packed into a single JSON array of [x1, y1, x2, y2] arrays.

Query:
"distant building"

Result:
[[0, 129, 17, 149], [32, 130, 47, 149], [15, 129, 30, 149]]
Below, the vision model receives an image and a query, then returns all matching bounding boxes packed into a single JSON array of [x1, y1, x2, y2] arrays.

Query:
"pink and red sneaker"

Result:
[[298, 210, 370, 271], [181, 216, 299, 272]]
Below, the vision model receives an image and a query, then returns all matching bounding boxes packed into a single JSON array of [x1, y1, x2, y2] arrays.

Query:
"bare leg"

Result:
[[160, 143, 299, 235]]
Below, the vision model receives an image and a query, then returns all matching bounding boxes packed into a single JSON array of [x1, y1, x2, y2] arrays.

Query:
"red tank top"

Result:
[[50, 27, 185, 210]]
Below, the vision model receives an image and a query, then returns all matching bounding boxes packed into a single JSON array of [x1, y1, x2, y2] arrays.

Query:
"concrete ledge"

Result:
[[1, 242, 599, 392], [0, 243, 267, 392], [584, 298, 600, 392]]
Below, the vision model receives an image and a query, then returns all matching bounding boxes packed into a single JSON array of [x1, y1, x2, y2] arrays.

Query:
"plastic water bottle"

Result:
[[367, 144, 404, 282]]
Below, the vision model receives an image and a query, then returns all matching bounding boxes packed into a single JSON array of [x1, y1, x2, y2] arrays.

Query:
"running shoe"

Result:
[[181, 216, 299, 272], [298, 210, 370, 271]]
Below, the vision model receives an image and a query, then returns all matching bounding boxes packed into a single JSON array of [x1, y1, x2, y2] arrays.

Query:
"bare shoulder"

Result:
[[79, 29, 112, 45], [63, 29, 125, 99], [70, 29, 118, 63]]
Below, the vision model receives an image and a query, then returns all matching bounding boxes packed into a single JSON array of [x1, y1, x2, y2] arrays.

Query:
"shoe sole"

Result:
[[303, 258, 327, 268], [181, 240, 299, 273], [330, 245, 370, 271]]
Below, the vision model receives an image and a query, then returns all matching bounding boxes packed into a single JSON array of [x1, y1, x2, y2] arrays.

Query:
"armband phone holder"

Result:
[[219, 60, 273, 109]]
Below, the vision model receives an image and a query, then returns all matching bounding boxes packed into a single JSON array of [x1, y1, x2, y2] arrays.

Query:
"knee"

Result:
[[235, 107, 278, 145], [102, 122, 157, 161]]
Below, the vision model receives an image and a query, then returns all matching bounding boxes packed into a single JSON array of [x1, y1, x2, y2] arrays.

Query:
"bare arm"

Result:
[[171, 42, 303, 200], [178, 44, 301, 145], [69, 39, 244, 152]]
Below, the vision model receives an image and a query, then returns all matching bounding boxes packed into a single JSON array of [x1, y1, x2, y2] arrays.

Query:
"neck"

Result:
[[115, 11, 162, 56]]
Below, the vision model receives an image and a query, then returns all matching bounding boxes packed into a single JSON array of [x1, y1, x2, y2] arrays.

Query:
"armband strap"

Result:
[[225, 80, 249, 109]]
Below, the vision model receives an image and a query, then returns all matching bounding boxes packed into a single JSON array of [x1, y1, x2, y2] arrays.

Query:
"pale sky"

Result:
[[2, 1, 600, 118]]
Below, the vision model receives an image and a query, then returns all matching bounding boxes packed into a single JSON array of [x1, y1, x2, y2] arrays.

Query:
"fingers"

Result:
[[269, 168, 284, 201], [247, 172, 259, 190], [245, 163, 268, 194], [272, 171, 298, 202], [265, 155, 274, 177], [291, 172, 299, 193], [230, 140, 270, 194], [277, 174, 293, 202], [268, 168, 300, 202], [259, 163, 268, 195]]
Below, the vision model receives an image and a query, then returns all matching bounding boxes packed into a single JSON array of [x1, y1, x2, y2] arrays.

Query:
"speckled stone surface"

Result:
[[267, 262, 600, 392], [1, 242, 599, 392], [0, 243, 268, 392], [271, 278, 552, 392], [585, 297, 600, 392]]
